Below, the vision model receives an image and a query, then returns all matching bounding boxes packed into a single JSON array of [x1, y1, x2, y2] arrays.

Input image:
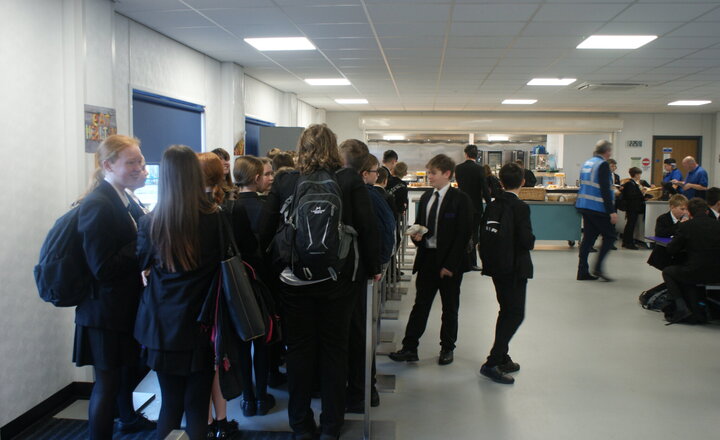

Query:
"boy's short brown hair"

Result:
[[668, 194, 688, 208], [393, 161, 408, 178], [425, 154, 455, 178]]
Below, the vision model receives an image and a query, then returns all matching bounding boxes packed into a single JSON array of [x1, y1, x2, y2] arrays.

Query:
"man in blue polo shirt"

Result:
[[672, 156, 708, 199]]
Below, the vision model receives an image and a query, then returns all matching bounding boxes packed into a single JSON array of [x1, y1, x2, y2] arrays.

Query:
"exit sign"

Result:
[[626, 140, 643, 147]]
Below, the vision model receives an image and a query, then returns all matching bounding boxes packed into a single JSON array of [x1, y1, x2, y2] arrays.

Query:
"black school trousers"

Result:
[[402, 249, 463, 351], [282, 287, 356, 437], [578, 209, 615, 276], [486, 275, 527, 367]]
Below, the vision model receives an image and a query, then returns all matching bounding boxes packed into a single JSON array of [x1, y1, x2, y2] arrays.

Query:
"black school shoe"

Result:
[[388, 348, 419, 362], [346, 387, 381, 413], [241, 398, 256, 417], [577, 273, 598, 281], [215, 418, 240, 439], [117, 413, 156, 433], [207, 420, 217, 440], [256, 394, 276, 416], [479, 364, 515, 385], [438, 349, 454, 365], [499, 357, 520, 373]]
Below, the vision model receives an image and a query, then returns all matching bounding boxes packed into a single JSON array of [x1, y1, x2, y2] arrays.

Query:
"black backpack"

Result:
[[34, 205, 93, 307], [479, 197, 515, 277], [271, 170, 357, 283]]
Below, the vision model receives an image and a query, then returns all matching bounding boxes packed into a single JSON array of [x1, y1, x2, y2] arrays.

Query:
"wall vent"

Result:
[[576, 82, 648, 92]]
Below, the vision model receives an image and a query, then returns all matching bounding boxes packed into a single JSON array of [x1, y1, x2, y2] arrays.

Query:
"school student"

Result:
[[260, 125, 380, 440], [346, 153, 397, 413], [197, 152, 241, 439], [134, 145, 223, 440], [647, 195, 688, 271], [389, 154, 473, 366], [707, 187, 720, 220], [662, 198, 720, 324], [478, 163, 535, 384], [74, 135, 155, 439], [211, 147, 237, 201], [620, 167, 648, 250], [231, 156, 276, 418]]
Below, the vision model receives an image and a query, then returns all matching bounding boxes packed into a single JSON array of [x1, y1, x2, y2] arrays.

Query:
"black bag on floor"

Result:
[[640, 283, 670, 311]]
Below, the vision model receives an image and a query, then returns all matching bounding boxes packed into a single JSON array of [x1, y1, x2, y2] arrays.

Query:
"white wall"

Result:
[[0, 0, 312, 428], [326, 111, 364, 142], [614, 113, 716, 183], [0, 0, 86, 427], [245, 76, 324, 128]]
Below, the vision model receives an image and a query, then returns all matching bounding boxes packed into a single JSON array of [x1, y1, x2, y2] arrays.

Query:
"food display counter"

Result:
[[407, 187, 581, 245]]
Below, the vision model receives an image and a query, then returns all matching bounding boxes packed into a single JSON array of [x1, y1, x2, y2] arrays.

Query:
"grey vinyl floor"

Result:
[[135, 243, 720, 440]]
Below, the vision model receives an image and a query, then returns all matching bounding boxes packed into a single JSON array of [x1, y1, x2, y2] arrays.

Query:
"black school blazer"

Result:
[[647, 212, 679, 270], [75, 180, 143, 333], [411, 187, 473, 275]]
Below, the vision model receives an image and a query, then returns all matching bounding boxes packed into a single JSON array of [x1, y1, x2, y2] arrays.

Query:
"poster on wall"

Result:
[[630, 157, 642, 168], [84, 105, 117, 153]]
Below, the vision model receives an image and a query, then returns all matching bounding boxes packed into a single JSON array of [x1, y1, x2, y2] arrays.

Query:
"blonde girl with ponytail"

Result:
[[74, 134, 156, 438]]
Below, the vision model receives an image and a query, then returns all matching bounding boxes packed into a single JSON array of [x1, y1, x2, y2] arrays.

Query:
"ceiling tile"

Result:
[[668, 22, 720, 37], [366, 4, 452, 23], [297, 23, 373, 38], [373, 22, 448, 37], [380, 36, 445, 49], [201, 7, 293, 26], [533, 3, 628, 22], [613, 3, 716, 22], [647, 36, 720, 49], [450, 22, 526, 37], [597, 21, 685, 35], [313, 37, 379, 50], [521, 21, 604, 37], [452, 3, 539, 22], [280, 5, 366, 24]]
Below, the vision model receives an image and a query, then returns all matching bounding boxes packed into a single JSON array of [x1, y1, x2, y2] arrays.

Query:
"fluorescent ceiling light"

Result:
[[577, 35, 657, 50], [305, 78, 351, 86], [244, 37, 315, 51], [668, 100, 711, 106], [335, 98, 368, 104], [383, 135, 405, 141], [488, 135, 509, 142], [502, 99, 537, 105], [527, 78, 576, 86]]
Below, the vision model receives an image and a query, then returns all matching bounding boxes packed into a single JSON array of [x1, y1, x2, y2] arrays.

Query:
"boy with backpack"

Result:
[[479, 163, 535, 384], [389, 154, 473, 366]]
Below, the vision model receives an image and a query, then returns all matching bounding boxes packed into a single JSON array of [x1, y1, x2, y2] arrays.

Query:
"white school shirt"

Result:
[[425, 183, 451, 249]]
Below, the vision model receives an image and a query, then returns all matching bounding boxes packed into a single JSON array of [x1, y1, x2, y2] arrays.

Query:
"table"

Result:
[[646, 236, 671, 247]]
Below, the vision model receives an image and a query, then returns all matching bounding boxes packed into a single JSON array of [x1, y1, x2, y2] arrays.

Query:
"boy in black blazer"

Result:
[[479, 163, 535, 384], [389, 154, 473, 366]]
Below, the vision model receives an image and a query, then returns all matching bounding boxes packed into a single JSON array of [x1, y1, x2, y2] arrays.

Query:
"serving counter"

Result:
[[407, 187, 581, 245]]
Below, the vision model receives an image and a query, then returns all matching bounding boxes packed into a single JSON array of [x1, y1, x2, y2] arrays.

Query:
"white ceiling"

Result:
[[114, 0, 720, 113]]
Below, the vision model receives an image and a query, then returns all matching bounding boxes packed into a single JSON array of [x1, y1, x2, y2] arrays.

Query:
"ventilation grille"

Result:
[[576, 82, 648, 92]]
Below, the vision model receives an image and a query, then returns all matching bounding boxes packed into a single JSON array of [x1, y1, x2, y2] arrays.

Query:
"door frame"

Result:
[[651, 135, 703, 182]]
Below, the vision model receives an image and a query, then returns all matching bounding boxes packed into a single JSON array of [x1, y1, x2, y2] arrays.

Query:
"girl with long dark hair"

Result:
[[134, 145, 223, 440]]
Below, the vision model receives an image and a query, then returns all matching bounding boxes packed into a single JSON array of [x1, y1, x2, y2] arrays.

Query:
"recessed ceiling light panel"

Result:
[[335, 98, 368, 104], [527, 78, 577, 86], [305, 78, 351, 86], [244, 37, 315, 51], [383, 135, 405, 141], [502, 99, 537, 105], [668, 100, 711, 106], [577, 35, 657, 50], [488, 135, 509, 142]]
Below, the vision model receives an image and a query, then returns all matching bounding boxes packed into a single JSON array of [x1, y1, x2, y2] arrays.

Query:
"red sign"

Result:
[[641, 158, 651, 167]]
